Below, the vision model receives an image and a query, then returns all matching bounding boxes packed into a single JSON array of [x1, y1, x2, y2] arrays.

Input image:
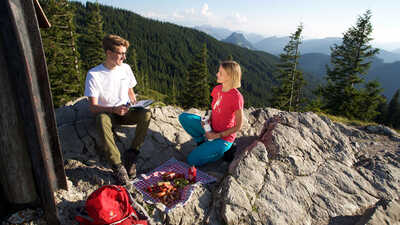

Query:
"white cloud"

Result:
[[201, 3, 212, 17], [233, 12, 248, 24], [142, 4, 214, 27], [185, 8, 195, 16], [222, 12, 249, 30], [171, 8, 196, 20]]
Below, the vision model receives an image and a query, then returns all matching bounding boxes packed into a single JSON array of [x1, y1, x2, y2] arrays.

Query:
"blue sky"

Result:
[[75, 0, 400, 49]]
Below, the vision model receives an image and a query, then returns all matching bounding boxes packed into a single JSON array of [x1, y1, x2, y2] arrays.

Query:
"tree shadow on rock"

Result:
[[235, 135, 259, 151], [327, 215, 362, 225], [57, 199, 85, 225], [64, 166, 115, 187]]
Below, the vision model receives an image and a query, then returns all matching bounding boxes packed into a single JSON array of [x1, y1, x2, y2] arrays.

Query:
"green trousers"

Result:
[[96, 108, 152, 166]]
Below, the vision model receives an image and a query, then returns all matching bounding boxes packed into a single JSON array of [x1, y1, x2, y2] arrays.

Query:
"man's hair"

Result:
[[102, 34, 130, 52], [220, 60, 242, 88]]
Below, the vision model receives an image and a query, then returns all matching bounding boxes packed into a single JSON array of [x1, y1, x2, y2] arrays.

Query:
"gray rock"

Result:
[[364, 199, 400, 225], [54, 99, 400, 225], [365, 125, 400, 141]]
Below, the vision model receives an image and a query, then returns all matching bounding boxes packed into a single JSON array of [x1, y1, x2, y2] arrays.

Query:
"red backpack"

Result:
[[75, 185, 148, 225]]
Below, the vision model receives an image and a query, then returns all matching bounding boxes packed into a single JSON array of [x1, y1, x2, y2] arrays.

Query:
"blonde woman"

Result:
[[179, 60, 244, 166]]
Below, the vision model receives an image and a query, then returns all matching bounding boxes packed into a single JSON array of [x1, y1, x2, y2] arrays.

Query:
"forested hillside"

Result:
[[71, 2, 280, 107]]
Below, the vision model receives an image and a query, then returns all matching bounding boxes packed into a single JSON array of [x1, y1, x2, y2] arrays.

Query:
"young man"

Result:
[[84, 34, 151, 185]]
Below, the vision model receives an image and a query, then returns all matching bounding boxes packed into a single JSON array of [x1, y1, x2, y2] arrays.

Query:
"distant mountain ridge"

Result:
[[194, 25, 265, 43], [254, 37, 342, 55], [298, 53, 400, 99], [193, 25, 232, 40], [253, 36, 290, 55], [301, 37, 341, 55], [222, 32, 254, 49], [255, 36, 400, 63], [376, 49, 400, 63], [367, 61, 400, 99], [196, 25, 400, 63]]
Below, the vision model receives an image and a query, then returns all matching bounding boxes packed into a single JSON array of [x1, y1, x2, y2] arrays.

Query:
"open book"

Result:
[[129, 99, 154, 108]]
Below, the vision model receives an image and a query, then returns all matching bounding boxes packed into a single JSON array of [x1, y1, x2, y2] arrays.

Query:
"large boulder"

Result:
[[216, 112, 399, 225], [54, 97, 400, 225]]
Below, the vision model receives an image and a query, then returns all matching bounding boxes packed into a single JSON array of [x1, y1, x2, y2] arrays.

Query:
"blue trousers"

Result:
[[178, 113, 233, 166]]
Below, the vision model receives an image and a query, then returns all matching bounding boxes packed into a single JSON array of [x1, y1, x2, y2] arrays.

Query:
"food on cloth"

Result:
[[145, 171, 194, 206], [173, 178, 190, 188], [146, 181, 180, 206], [162, 172, 190, 188], [162, 171, 184, 181]]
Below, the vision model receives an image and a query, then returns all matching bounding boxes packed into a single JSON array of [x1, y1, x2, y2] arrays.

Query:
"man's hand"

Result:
[[205, 132, 220, 140], [113, 105, 129, 116]]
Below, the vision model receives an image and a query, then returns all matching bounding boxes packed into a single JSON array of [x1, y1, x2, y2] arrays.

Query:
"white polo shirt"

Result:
[[84, 63, 137, 107]]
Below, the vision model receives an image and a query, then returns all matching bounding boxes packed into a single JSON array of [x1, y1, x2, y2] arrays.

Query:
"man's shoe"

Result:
[[112, 164, 130, 185], [123, 149, 139, 177]]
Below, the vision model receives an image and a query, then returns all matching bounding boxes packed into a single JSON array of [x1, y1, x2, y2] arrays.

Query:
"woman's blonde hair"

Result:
[[220, 60, 241, 88], [102, 34, 130, 52]]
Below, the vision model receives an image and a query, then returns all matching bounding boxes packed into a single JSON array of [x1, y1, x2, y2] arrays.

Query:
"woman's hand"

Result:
[[204, 109, 243, 140], [205, 132, 221, 140]]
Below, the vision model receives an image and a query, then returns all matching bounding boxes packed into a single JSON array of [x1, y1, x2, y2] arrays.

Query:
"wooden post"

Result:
[[0, 0, 67, 224], [0, 37, 39, 205]]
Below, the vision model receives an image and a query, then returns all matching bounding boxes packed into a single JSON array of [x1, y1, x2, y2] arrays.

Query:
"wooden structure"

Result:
[[0, 0, 67, 224]]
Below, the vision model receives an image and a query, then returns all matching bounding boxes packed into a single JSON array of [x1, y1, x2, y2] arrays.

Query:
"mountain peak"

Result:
[[222, 32, 253, 50]]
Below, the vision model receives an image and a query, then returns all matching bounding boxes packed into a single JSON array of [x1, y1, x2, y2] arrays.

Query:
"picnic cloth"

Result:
[[132, 157, 216, 212]]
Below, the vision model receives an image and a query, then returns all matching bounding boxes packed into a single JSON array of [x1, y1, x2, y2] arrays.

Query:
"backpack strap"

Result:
[[126, 188, 150, 219], [75, 204, 94, 225], [109, 212, 137, 225], [125, 187, 149, 225], [75, 214, 94, 225]]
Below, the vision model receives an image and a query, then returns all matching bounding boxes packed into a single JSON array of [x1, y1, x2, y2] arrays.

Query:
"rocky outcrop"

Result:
[[54, 97, 400, 225]]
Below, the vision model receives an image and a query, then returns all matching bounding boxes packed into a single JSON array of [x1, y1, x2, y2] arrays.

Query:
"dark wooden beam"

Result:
[[1, 0, 67, 224], [33, 0, 51, 28]]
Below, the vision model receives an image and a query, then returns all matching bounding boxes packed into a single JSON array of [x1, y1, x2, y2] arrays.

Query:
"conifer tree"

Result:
[[127, 48, 139, 74], [40, 0, 83, 107], [374, 97, 388, 125], [321, 10, 380, 119], [127, 48, 142, 94], [169, 76, 178, 106], [359, 81, 385, 121], [181, 44, 210, 109], [387, 89, 400, 128], [179, 72, 193, 108], [271, 24, 306, 112], [200, 44, 210, 107], [142, 71, 149, 96], [80, 2, 105, 73]]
